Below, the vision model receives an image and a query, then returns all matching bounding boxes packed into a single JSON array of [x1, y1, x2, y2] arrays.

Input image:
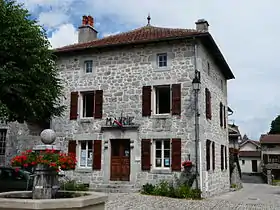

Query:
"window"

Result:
[[242, 160, 245, 165], [0, 129, 7, 155], [206, 140, 211, 171], [154, 139, 171, 169], [207, 62, 210, 75], [155, 85, 171, 114], [84, 60, 93, 73], [157, 53, 167, 67], [220, 80, 223, 91], [205, 88, 212, 119], [220, 102, 223, 127], [225, 146, 227, 169], [221, 145, 224, 170], [78, 141, 93, 168], [81, 91, 94, 118], [212, 142, 215, 170]]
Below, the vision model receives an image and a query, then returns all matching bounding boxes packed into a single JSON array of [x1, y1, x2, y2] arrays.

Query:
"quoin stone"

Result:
[[40, 129, 56, 144]]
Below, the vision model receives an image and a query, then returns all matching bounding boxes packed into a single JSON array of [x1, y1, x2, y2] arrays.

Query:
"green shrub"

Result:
[[141, 183, 155, 195], [60, 180, 89, 191], [141, 180, 202, 200]]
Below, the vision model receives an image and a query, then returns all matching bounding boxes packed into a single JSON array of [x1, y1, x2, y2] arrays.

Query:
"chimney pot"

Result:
[[82, 15, 88, 25], [195, 19, 209, 32], [88, 16, 94, 27]]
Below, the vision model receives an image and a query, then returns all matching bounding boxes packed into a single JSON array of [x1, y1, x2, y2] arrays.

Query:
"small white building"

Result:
[[239, 140, 261, 173]]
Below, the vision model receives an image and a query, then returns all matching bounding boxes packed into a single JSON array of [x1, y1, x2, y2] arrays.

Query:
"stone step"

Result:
[[89, 183, 140, 193]]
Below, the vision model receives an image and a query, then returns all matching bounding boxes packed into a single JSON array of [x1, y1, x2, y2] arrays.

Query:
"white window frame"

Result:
[[79, 91, 95, 119], [77, 140, 93, 169], [152, 139, 171, 169], [152, 85, 172, 115], [84, 60, 93, 73], [157, 53, 167, 68]]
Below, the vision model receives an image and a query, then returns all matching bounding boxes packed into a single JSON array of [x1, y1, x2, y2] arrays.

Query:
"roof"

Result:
[[54, 25, 235, 80], [239, 151, 261, 157], [240, 140, 260, 148], [228, 124, 241, 135], [260, 134, 280, 144]]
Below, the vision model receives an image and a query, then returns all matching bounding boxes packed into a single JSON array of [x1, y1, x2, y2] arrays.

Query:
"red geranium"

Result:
[[11, 149, 77, 171], [182, 160, 193, 167]]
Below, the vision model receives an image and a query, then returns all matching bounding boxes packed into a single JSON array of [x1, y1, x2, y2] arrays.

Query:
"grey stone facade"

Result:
[[4, 30, 231, 197]]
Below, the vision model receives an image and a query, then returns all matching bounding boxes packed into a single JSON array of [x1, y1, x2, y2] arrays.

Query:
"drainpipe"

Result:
[[193, 40, 200, 190]]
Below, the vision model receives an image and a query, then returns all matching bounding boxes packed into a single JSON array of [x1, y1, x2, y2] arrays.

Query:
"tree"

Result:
[[269, 115, 280, 134], [0, 0, 64, 125]]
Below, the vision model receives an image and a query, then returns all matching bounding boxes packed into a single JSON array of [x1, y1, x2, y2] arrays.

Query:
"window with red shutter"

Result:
[[70, 92, 78, 120], [212, 141, 215, 171], [141, 139, 151, 170], [172, 84, 181, 115], [223, 105, 226, 128], [142, 86, 152, 116], [220, 102, 223, 127], [94, 90, 103, 119], [93, 140, 102, 170], [221, 145, 224, 170], [68, 140, 76, 169], [206, 140, 211, 171], [171, 138, 181, 171]]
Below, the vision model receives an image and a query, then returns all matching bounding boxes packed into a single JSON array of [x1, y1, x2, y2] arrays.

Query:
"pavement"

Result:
[[105, 182, 280, 210]]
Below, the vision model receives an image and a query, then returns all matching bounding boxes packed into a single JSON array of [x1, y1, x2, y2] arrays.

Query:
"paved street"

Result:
[[105, 183, 280, 209]]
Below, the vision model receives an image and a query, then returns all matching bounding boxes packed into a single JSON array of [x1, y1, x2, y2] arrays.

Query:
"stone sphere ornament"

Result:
[[40, 129, 56, 144]]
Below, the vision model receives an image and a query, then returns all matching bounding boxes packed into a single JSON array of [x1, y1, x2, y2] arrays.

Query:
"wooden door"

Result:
[[252, 160, 258, 172], [110, 139, 130, 181]]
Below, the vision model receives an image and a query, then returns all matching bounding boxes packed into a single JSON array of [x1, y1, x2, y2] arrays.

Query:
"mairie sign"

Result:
[[105, 115, 134, 127]]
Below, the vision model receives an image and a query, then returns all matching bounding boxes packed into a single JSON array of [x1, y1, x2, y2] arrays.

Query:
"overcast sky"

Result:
[[17, 0, 280, 140]]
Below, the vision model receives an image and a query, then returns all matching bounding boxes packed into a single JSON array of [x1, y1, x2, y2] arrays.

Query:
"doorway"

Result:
[[110, 139, 130, 181], [252, 160, 258, 172]]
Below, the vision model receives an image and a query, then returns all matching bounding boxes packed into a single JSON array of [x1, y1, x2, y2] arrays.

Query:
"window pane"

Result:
[[164, 140, 170, 149], [85, 61, 93, 73], [156, 141, 161, 149], [164, 149, 170, 158], [156, 158, 162, 167], [87, 141, 92, 167], [156, 149, 161, 158], [81, 141, 86, 149], [83, 92, 94, 117]]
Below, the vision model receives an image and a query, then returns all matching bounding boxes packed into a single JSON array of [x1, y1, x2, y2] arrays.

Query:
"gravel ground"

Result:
[[105, 183, 280, 210]]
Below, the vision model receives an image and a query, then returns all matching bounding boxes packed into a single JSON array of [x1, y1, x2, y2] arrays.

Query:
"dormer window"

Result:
[[157, 53, 167, 67], [84, 60, 93, 73]]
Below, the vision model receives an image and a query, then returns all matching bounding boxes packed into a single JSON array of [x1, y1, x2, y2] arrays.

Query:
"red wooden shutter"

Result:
[[142, 86, 151, 117], [212, 142, 215, 170], [172, 84, 181, 115], [206, 140, 211, 171], [141, 139, 151, 170], [223, 105, 226, 128], [93, 140, 102, 170], [70, 92, 78, 120], [171, 138, 181, 171], [94, 90, 103, 119], [68, 140, 76, 169], [220, 103, 223, 127]]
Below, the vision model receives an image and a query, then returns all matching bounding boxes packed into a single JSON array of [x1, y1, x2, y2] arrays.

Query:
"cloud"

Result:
[[103, 31, 120, 37], [48, 24, 78, 48], [38, 12, 69, 28], [17, 0, 280, 140]]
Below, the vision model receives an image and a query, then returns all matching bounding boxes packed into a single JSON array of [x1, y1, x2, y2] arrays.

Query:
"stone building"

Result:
[[5, 15, 235, 197]]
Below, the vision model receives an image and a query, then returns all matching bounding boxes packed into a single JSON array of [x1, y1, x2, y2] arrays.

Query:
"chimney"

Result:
[[195, 19, 209, 32], [78, 15, 98, 43]]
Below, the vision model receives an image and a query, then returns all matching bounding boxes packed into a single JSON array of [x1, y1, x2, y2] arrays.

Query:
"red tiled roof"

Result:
[[260, 134, 280, 144], [55, 26, 204, 52], [239, 151, 261, 157]]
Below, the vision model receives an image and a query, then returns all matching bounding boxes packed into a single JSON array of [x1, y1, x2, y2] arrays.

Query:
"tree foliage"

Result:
[[0, 0, 64, 124], [269, 115, 280, 134]]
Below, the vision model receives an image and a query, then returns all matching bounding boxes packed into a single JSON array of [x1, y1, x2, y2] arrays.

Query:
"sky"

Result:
[[16, 0, 280, 140]]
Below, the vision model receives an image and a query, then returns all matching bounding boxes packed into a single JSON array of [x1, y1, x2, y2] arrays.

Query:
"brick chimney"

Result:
[[195, 19, 209, 32], [78, 15, 98, 43]]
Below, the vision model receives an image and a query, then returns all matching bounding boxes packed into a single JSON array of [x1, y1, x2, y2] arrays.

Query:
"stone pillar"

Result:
[[267, 169, 272, 185]]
